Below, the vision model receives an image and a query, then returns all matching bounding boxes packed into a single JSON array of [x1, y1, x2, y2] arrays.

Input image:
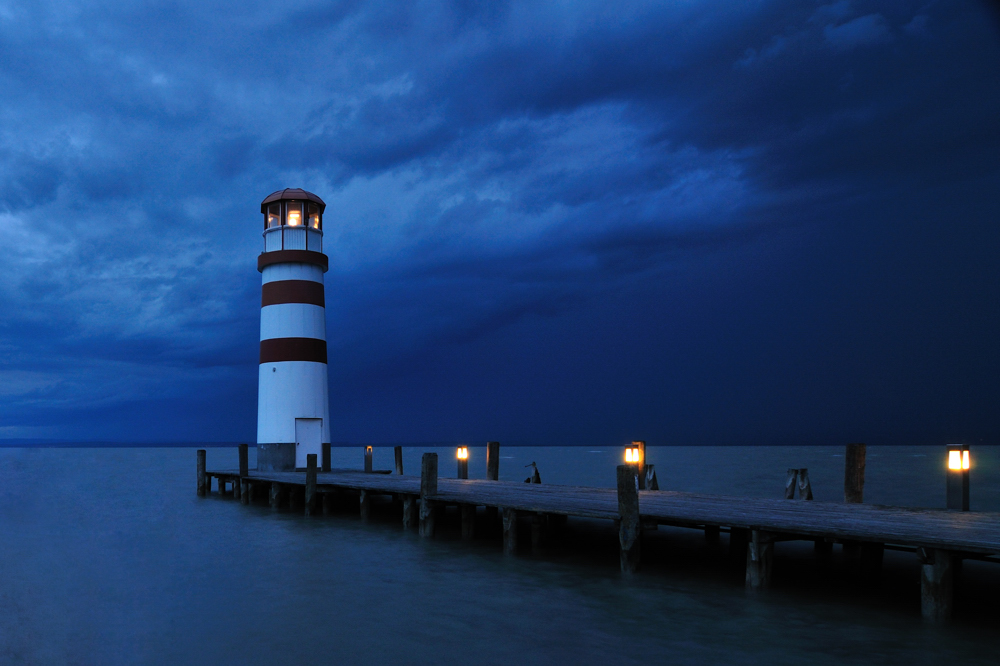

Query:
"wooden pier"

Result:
[[200, 445, 1000, 624]]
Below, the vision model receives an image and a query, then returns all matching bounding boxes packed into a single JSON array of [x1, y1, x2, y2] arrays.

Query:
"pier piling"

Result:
[[196, 450, 206, 497], [746, 530, 774, 590], [845, 443, 866, 503], [305, 454, 317, 516], [486, 442, 500, 524], [617, 464, 641, 573], [394, 446, 404, 475], [364, 446, 373, 473], [919, 547, 954, 622], [403, 495, 417, 529], [502, 508, 518, 555], [419, 453, 438, 538]]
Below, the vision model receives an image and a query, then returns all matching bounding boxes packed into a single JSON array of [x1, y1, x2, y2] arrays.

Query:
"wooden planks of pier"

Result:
[[201, 444, 1000, 624]]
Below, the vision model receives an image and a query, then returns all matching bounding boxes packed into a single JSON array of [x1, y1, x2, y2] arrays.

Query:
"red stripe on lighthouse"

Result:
[[259, 338, 328, 364], [261, 280, 325, 307]]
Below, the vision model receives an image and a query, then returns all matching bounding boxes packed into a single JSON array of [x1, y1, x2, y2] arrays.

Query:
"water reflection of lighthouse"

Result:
[[255, 188, 330, 471]]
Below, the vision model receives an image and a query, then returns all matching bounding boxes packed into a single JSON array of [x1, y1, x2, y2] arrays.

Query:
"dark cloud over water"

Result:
[[0, 1, 998, 445]]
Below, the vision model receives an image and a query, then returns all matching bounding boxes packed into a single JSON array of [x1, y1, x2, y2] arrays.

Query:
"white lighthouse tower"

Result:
[[256, 188, 330, 471]]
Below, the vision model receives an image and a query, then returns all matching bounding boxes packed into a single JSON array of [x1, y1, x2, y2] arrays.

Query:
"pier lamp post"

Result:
[[946, 445, 970, 511], [457, 446, 469, 479], [624, 442, 646, 489], [365, 445, 373, 473]]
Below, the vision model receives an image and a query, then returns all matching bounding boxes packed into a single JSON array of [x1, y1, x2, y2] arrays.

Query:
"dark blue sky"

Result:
[[1, 1, 998, 445]]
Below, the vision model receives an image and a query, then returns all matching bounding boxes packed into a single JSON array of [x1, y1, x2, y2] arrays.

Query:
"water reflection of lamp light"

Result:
[[457, 446, 469, 479], [946, 445, 970, 511]]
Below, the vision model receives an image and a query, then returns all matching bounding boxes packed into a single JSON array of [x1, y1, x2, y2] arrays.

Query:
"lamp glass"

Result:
[[286, 202, 303, 226], [948, 450, 962, 471], [963, 450, 970, 470]]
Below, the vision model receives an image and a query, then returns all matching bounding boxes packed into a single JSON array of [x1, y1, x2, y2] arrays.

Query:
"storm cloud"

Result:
[[0, 1, 998, 445]]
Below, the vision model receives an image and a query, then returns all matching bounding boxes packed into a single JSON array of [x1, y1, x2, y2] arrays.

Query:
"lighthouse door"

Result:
[[294, 418, 323, 469]]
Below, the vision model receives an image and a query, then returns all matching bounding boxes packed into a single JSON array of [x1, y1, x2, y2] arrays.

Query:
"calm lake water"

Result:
[[1, 445, 998, 665]]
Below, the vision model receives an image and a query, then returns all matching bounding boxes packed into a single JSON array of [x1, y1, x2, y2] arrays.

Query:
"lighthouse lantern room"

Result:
[[256, 188, 331, 471]]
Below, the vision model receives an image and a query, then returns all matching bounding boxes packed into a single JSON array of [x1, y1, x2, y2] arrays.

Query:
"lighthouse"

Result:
[[256, 188, 330, 471]]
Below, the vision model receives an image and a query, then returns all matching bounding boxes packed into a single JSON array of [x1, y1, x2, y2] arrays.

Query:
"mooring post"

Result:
[[845, 443, 866, 503], [322, 443, 331, 472], [633, 441, 647, 490], [196, 449, 207, 497], [239, 443, 249, 504], [305, 454, 317, 516], [486, 441, 500, 524], [797, 468, 813, 500], [918, 547, 954, 622], [486, 441, 500, 480], [746, 530, 774, 590], [403, 495, 417, 529], [394, 446, 404, 475], [364, 445, 373, 473], [359, 490, 371, 522], [419, 453, 438, 537], [502, 508, 518, 555], [617, 464, 641, 574], [785, 469, 798, 499], [644, 464, 659, 491], [457, 452, 468, 480]]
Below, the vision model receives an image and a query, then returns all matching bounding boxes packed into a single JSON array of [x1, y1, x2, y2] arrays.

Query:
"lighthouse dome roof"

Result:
[[260, 188, 326, 213]]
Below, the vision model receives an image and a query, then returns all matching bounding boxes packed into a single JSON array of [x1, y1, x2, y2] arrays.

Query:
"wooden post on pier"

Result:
[[634, 441, 646, 490], [322, 443, 331, 472], [359, 490, 371, 522], [196, 449, 206, 496], [419, 453, 438, 538], [403, 495, 417, 529], [394, 446, 404, 475], [305, 454, 317, 516], [746, 530, 774, 590], [797, 468, 813, 500], [785, 469, 798, 499], [845, 443, 866, 503], [486, 441, 500, 523], [617, 464, 641, 574], [456, 449, 474, 539], [918, 547, 954, 622], [364, 446, 373, 473], [239, 444, 249, 504], [487, 442, 500, 480], [502, 508, 518, 555]]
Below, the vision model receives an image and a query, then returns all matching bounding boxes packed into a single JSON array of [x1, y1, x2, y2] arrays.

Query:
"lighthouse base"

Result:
[[257, 443, 296, 472]]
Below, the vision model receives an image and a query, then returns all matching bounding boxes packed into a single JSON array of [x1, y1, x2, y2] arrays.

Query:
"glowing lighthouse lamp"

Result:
[[256, 188, 331, 472], [946, 445, 970, 511]]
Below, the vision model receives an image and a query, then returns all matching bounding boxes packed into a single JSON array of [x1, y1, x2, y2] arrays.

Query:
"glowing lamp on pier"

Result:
[[457, 446, 469, 479], [624, 446, 640, 464], [364, 445, 373, 473], [946, 445, 970, 511]]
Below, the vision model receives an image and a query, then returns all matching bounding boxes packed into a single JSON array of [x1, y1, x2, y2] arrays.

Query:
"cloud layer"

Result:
[[1, 1, 998, 445]]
